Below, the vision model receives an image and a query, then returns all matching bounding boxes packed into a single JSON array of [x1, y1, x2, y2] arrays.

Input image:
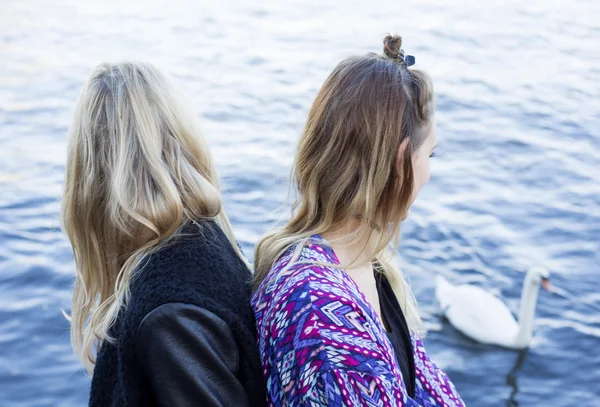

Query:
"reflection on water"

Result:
[[506, 349, 529, 407], [1, 0, 599, 406]]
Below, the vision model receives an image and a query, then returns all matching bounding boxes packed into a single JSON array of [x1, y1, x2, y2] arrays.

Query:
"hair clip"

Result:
[[396, 49, 415, 66]]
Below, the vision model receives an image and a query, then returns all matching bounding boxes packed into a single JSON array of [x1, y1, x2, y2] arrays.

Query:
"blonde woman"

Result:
[[62, 62, 265, 407], [252, 35, 465, 406]]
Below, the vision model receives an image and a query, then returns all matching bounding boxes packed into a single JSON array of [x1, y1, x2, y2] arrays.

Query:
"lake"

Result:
[[0, 0, 599, 405]]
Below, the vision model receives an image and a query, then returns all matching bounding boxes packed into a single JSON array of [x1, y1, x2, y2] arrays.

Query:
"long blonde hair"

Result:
[[62, 62, 242, 373], [254, 35, 434, 333]]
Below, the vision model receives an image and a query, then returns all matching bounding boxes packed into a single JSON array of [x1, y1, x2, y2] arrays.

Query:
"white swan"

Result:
[[435, 267, 551, 349]]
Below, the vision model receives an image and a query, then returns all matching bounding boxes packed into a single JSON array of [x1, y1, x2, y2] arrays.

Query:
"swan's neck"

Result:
[[514, 274, 541, 348]]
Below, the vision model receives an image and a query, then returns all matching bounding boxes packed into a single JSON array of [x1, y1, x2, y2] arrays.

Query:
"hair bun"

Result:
[[383, 34, 403, 59]]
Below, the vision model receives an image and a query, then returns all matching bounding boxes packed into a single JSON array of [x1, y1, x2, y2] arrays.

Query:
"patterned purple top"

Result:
[[251, 236, 465, 406]]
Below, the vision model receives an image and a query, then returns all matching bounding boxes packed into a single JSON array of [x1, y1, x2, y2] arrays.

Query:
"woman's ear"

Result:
[[396, 138, 410, 177]]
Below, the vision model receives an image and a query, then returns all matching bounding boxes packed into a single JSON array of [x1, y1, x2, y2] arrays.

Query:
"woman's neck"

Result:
[[321, 217, 378, 269], [321, 217, 384, 322]]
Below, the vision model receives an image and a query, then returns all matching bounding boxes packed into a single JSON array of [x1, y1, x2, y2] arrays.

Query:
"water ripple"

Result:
[[1, 0, 599, 405]]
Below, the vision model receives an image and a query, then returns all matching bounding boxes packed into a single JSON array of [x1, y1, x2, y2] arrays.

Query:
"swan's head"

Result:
[[527, 266, 552, 292]]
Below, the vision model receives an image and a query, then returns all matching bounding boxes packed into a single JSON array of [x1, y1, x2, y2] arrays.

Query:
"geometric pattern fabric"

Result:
[[252, 236, 466, 406]]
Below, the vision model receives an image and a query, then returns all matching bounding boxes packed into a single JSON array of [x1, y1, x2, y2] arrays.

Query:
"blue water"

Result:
[[1, 0, 599, 405]]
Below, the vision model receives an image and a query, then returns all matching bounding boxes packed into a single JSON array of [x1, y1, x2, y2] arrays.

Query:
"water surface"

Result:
[[1, 0, 599, 405]]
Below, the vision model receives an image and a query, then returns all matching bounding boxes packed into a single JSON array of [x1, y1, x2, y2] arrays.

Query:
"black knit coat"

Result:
[[89, 220, 266, 406]]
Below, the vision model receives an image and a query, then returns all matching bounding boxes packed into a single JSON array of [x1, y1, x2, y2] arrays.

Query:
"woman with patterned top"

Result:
[[251, 34, 466, 406]]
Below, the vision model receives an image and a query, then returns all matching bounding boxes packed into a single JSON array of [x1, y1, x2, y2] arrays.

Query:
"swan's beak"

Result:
[[541, 277, 552, 292]]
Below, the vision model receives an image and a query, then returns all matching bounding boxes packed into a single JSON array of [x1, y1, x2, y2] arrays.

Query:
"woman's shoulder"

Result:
[[140, 220, 247, 279], [252, 237, 371, 329], [254, 238, 350, 301], [156, 219, 233, 259], [127, 220, 252, 322]]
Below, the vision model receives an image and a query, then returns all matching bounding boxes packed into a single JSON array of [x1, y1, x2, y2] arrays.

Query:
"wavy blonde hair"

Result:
[[254, 35, 434, 333], [62, 62, 242, 373]]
